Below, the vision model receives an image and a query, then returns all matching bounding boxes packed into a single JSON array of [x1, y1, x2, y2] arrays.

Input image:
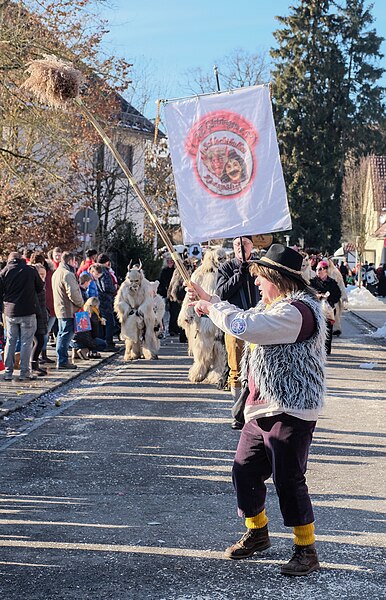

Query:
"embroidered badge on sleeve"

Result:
[[230, 317, 247, 335]]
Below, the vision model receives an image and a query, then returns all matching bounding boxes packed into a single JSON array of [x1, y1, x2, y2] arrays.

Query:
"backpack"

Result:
[[366, 270, 378, 285]]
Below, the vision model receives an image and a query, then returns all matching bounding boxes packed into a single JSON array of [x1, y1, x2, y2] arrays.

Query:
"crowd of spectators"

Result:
[[0, 247, 119, 381]]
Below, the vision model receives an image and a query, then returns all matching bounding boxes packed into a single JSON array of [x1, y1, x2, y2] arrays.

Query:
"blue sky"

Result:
[[96, 0, 386, 118]]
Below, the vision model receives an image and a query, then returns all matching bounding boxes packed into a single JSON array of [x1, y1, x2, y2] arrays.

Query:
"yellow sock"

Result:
[[245, 509, 268, 530], [293, 522, 315, 546]]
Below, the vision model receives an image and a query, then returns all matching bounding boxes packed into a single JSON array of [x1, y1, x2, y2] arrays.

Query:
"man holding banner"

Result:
[[216, 235, 259, 428]]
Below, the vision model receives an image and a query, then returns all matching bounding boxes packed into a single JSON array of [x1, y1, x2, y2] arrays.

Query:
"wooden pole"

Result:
[[213, 65, 221, 93], [74, 97, 190, 282]]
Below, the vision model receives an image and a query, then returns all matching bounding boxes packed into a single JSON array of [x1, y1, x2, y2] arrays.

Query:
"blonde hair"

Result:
[[249, 263, 312, 297], [84, 296, 100, 312]]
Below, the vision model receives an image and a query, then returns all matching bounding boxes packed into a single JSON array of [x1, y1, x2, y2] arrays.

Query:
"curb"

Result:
[[348, 309, 379, 331], [0, 348, 123, 419]]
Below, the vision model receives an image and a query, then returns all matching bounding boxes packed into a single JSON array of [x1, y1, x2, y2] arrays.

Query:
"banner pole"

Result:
[[213, 65, 221, 93], [73, 98, 190, 282]]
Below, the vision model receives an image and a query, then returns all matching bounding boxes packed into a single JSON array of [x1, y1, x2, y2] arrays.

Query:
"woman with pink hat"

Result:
[[309, 260, 342, 355]]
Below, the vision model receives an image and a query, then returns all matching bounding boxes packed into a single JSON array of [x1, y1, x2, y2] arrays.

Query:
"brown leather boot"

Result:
[[281, 544, 320, 576], [14, 352, 20, 370], [224, 526, 271, 559]]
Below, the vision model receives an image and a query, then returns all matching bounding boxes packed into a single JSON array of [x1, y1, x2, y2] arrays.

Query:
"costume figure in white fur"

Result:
[[300, 253, 313, 284], [178, 247, 228, 384], [114, 263, 165, 360], [327, 259, 348, 334]]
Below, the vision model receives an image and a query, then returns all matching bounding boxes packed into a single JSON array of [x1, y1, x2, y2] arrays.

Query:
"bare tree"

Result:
[[182, 47, 270, 95], [341, 157, 368, 258], [125, 57, 170, 115], [144, 138, 179, 246], [341, 154, 383, 283], [0, 0, 132, 251]]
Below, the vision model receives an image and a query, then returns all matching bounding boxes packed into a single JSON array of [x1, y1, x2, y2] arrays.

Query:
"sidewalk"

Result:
[[0, 344, 122, 417], [348, 296, 386, 330]]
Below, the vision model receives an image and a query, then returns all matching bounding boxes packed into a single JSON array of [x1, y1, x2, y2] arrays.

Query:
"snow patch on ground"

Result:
[[371, 323, 386, 338], [347, 286, 384, 308]]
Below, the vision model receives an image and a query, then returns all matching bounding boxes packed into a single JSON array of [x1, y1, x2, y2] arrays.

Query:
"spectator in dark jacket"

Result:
[[30, 252, 55, 364], [0, 252, 44, 381], [377, 264, 386, 297], [96, 254, 117, 349], [216, 236, 260, 428], [158, 254, 176, 335], [31, 264, 48, 376]]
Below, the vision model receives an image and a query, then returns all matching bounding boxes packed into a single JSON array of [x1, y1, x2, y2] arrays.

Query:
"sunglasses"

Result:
[[316, 267, 326, 271]]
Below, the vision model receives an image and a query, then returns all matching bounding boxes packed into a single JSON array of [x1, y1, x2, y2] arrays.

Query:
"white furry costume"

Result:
[[327, 260, 348, 333], [178, 247, 228, 384], [301, 254, 313, 284], [114, 267, 165, 360]]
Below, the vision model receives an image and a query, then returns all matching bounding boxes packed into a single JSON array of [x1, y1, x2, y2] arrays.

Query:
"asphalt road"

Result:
[[0, 313, 385, 600]]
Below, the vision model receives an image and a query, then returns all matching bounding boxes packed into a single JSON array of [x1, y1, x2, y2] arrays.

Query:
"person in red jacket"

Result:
[[49, 247, 62, 270], [77, 248, 98, 278]]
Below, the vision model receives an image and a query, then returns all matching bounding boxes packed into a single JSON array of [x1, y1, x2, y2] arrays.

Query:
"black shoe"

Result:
[[19, 374, 38, 381], [281, 544, 320, 576], [224, 526, 271, 559], [32, 361, 48, 376], [57, 363, 78, 370], [32, 366, 47, 376], [332, 330, 341, 336], [231, 419, 244, 430], [40, 353, 55, 364]]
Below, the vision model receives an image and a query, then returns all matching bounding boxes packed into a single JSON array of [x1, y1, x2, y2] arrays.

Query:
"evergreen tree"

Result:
[[107, 221, 162, 282], [271, 0, 385, 251], [338, 0, 386, 156]]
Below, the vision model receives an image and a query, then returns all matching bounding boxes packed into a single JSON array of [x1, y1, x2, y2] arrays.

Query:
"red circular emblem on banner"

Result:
[[185, 110, 259, 198]]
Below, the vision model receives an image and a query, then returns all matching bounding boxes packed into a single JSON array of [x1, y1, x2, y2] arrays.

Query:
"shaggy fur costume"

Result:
[[241, 292, 326, 412], [114, 269, 165, 361], [178, 247, 228, 384], [327, 260, 348, 333]]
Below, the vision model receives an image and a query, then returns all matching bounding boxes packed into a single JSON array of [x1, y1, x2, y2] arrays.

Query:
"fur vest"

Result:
[[241, 292, 326, 411]]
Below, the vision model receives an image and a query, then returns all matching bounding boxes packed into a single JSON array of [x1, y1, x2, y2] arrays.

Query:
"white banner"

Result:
[[164, 85, 291, 243]]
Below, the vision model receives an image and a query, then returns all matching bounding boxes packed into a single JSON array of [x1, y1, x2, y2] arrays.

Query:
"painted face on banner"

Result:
[[185, 111, 259, 199]]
